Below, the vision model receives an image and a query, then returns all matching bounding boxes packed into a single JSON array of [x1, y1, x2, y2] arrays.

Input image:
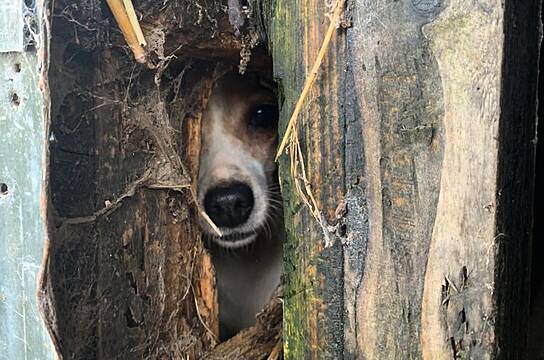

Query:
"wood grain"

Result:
[[267, 0, 540, 358], [43, 1, 282, 358]]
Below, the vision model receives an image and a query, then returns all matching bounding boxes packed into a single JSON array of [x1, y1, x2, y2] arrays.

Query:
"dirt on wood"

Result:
[[41, 1, 281, 359]]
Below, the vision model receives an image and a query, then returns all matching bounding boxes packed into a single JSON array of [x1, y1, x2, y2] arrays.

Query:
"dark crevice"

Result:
[[124, 307, 141, 328], [528, 3, 544, 358]]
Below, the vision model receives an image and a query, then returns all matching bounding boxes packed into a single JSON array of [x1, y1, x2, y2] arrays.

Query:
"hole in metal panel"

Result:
[[11, 93, 20, 106]]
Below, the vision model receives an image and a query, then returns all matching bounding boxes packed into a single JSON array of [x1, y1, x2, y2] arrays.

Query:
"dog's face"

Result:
[[197, 72, 280, 248]]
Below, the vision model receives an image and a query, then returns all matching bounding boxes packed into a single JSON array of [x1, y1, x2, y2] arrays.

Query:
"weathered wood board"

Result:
[[41, 1, 280, 359], [37, 0, 540, 358], [529, 40, 544, 360], [266, 0, 540, 358]]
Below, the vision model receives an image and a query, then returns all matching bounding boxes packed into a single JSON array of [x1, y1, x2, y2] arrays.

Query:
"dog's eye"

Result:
[[248, 104, 278, 129]]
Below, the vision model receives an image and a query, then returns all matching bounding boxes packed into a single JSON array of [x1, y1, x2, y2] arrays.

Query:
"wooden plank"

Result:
[[267, 0, 539, 358], [353, 1, 502, 358], [270, 2, 359, 358], [0, 1, 56, 356], [45, 41, 219, 357], [42, 1, 280, 358], [492, 1, 540, 357]]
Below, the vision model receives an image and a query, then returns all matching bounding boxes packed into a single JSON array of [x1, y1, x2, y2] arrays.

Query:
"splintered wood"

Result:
[[106, 0, 146, 62]]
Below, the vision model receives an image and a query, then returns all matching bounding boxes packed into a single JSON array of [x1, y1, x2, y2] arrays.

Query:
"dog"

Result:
[[197, 71, 283, 340]]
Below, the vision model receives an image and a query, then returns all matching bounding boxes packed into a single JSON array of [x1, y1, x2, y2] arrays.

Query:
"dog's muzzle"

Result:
[[203, 181, 254, 229]]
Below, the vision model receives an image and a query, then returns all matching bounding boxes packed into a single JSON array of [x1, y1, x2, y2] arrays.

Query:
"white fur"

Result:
[[197, 73, 283, 340], [198, 99, 269, 247]]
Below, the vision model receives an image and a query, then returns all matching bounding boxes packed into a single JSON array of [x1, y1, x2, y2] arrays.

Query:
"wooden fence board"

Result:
[[267, 0, 540, 358]]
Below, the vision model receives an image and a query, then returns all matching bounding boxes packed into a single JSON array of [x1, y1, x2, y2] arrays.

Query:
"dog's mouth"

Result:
[[209, 231, 258, 248]]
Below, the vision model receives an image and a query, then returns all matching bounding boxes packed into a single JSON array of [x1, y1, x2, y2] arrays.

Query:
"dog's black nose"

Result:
[[204, 182, 254, 228]]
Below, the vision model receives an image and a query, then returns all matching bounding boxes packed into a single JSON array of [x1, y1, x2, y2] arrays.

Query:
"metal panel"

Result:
[[0, 0, 24, 53], [0, 9, 55, 360]]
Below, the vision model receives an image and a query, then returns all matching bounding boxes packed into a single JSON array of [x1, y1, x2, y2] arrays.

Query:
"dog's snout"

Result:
[[204, 182, 254, 228]]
